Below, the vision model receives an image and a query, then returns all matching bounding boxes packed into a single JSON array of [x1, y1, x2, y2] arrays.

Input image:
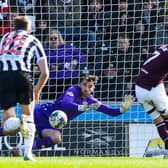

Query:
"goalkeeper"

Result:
[[13, 75, 133, 153]]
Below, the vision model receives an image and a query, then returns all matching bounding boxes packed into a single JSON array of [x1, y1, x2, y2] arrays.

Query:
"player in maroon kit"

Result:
[[136, 44, 168, 150]]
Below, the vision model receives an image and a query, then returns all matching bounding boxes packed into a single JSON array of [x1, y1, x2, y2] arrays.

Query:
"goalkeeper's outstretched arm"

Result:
[[97, 95, 134, 117]]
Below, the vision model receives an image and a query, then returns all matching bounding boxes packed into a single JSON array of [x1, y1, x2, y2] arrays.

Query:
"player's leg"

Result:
[[20, 102, 36, 161], [147, 84, 168, 149], [16, 72, 36, 161], [0, 72, 20, 136], [12, 128, 62, 156], [1, 107, 20, 136], [154, 84, 168, 129], [32, 129, 62, 150], [13, 112, 62, 154], [136, 85, 168, 149], [143, 102, 168, 149]]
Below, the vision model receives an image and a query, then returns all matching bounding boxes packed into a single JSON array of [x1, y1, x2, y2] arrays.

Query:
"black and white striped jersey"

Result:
[[0, 30, 47, 72]]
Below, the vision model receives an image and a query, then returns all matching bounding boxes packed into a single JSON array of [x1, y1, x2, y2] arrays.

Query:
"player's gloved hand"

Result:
[[120, 95, 134, 113], [78, 102, 101, 112]]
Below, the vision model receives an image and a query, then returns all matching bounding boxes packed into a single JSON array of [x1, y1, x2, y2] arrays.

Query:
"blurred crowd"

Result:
[[1, 0, 168, 101]]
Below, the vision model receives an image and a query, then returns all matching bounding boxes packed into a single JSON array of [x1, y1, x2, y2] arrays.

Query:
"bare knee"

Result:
[[42, 129, 62, 144], [51, 131, 62, 144]]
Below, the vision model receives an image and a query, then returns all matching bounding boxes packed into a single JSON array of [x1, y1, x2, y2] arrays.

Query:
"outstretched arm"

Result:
[[61, 91, 92, 112], [97, 95, 134, 117], [61, 92, 79, 112], [98, 104, 121, 116]]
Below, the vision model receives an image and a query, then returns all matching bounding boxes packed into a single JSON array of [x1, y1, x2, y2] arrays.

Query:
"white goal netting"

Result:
[[0, 0, 167, 157]]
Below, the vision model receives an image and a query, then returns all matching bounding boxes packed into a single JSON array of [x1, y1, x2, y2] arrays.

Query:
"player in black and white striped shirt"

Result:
[[0, 16, 49, 161], [0, 28, 46, 72]]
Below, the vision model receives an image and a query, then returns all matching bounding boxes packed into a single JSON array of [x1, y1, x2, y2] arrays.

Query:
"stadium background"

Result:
[[0, 0, 167, 158]]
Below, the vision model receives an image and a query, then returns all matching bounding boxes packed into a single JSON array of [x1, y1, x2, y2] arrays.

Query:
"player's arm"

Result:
[[34, 39, 49, 102], [89, 95, 133, 117], [61, 91, 83, 112], [62, 91, 93, 112]]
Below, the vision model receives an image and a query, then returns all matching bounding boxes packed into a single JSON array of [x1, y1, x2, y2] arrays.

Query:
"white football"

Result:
[[3, 117, 21, 132], [49, 110, 68, 129]]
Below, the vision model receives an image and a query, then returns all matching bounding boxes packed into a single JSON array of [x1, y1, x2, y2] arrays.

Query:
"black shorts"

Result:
[[0, 71, 33, 110]]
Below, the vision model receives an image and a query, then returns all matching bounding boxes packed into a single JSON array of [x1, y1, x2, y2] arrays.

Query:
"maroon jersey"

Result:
[[136, 45, 168, 90]]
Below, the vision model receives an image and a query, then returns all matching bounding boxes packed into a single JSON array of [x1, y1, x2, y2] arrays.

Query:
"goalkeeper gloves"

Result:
[[120, 95, 134, 113], [78, 102, 101, 112]]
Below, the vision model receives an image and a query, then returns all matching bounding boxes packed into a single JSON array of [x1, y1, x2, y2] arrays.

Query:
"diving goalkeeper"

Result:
[[12, 75, 133, 153]]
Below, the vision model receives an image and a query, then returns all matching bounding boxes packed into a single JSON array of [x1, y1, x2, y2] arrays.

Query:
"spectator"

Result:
[[35, 15, 49, 45], [111, 0, 134, 40], [40, 0, 96, 55], [111, 33, 140, 95], [0, 7, 18, 36], [8, 0, 36, 31], [82, 0, 112, 53], [0, 0, 9, 38], [135, 0, 158, 39], [9, 0, 35, 14], [133, 19, 153, 58], [94, 63, 127, 101], [154, 10, 168, 47], [0, 0, 8, 20], [40, 29, 87, 99]]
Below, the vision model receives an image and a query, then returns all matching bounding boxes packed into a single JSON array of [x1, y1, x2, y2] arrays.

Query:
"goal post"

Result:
[[0, 0, 164, 157]]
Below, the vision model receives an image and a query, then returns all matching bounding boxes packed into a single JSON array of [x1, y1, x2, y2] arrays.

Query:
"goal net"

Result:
[[0, 0, 166, 157]]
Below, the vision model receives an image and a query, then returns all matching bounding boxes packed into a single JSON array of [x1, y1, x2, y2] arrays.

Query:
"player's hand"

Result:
[[120, 95, 134, 113]]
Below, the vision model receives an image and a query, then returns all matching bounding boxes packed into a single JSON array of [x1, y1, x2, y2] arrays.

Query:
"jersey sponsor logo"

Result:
[[66, 91, 74, 97]]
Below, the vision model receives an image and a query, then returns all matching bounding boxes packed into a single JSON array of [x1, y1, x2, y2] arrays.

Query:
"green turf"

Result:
[[0, 157, 167, 168]]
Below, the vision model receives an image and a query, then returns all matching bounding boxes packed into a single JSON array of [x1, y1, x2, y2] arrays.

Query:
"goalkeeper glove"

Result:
[[78, 102, 101, 112], [120, 95, 134, 113]]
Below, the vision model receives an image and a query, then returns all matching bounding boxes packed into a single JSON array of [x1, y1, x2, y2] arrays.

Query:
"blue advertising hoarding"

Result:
[[0, 102, 152, 123]]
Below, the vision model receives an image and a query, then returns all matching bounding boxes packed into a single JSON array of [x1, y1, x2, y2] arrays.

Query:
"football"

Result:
[[3, 117, 21, 132], [49, 110, 68, 129]]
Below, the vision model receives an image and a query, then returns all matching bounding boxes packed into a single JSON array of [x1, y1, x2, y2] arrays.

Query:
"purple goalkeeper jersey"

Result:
[[34, 85, 121, 125], [136, 45, 168, 90]]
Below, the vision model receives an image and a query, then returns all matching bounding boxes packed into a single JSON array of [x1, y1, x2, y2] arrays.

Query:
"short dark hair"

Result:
[[14, 16, 31, 31], [81, 75, 99, 85]]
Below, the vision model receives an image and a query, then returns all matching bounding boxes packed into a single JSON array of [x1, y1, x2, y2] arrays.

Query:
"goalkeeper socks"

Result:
[[24, 120, 35, 156], [0, 128, 4, 136], [156, 121, 168, 149], [32, 136, 55, 149]]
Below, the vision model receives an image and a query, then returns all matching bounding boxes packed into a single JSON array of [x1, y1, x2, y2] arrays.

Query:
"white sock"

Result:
[[24, 115, 35, 157]]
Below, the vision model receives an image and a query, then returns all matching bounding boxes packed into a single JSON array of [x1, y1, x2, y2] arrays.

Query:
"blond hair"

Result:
[[44, 29, 65, 47], [14, 16, 31, 31]]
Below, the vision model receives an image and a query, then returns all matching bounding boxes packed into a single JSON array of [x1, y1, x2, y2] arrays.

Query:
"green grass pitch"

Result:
[[0, 157, 167, 168]]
